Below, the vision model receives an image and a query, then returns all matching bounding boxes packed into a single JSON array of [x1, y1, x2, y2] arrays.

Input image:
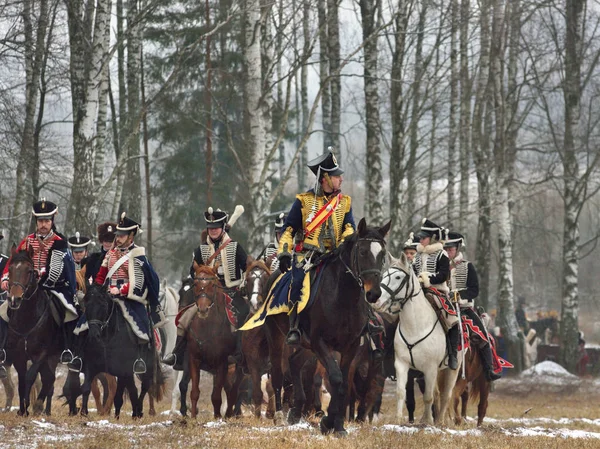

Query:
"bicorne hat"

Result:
[[204, 207, 228, 229], [415, 218, 446, 241], [307, 148, 344, 178], [444, 231, 465, 248], [115, 212, 141, 236], [68, 231, 92, 252], [32, 198, 58, 219], [97, 222, 117, 242]]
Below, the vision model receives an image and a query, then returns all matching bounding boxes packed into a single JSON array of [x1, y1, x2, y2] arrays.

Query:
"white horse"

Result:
[[372, 253, 463, 426]]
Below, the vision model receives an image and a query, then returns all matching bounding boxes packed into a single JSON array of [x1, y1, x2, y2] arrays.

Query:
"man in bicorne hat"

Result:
[[277, 148, 356, 345], [163, 206, 250, 369], [0, 199, 78, 378], [445, 232, 501, 381], [72, 212, 164, 374], [412, 218, 460, 370]]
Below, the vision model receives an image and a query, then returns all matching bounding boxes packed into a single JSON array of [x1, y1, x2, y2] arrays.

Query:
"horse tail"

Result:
[[150, 351, 167, 402], [469, 372, 486, 405]]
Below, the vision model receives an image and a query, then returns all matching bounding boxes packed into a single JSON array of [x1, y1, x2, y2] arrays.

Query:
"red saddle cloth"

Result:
[[426, 287, 457, 316], [174, 294, 237, 328], [154, 329, 162, 353]]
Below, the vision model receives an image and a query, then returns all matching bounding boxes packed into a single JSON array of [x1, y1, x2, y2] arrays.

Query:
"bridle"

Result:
[[341, 236, 386, 288], [193, 275, 218, 311], [8, 261, 39, 309], [245, 266, 268, 310], [380, 266, 422, 310], [87, 296, 116, 332]]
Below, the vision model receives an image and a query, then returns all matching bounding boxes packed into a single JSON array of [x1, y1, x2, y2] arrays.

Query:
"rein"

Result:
[[340, 236, 386, 288], [8, 296, 50, 352], [8, 265, 39, 305], [88, 297, 116, 333]]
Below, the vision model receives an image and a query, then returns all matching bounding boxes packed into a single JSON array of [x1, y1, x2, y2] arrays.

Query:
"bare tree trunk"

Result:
[[10, 0, 50, 243], [425, 41, 441, 217], [447, 0, 459, 228], [361, 0, 383, 222], [559, 0, 585, 373], [458, 0, 471, 229], [205, 0, 213, 205], [389, 1, 409, 251], [327, 0, 341, 153], [299, 0, 310, 190], [141, 47, 152, 260], [122, 0, 142, 220], [113, 0, 128, 218], [318, 0, 330, 148]]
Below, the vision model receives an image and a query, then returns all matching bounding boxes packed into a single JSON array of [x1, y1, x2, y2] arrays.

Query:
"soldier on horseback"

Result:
[[0, 199, 78, 377], [403, 232, 418, 264], [260, 213, 286, 272], [85, 222, 117, 285], [445, 232, 501, 381], [75, 212, 165, 374], [68, 232, 92, 271], [413, 218, 460, 370], [163, 206, 250, 369]]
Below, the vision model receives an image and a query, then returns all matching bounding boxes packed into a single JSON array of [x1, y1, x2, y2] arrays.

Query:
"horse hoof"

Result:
[[265, 411, 274, 420], [334, 430, 348, 438], [315, 409, 325, 418], [287, 408, 301, 425], [273, 410, 285, 426], [319, 416, 334, 435]]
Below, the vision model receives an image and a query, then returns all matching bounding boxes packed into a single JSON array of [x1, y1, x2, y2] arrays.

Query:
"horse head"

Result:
[[345, 218, 391, 303], [373, 252, 419, 315], [192, 262, 219, 319], [178, 277, 196, 310], [6, 246, 38, 310], [243, 260, 272, 314], [83, 284, 113, 340]]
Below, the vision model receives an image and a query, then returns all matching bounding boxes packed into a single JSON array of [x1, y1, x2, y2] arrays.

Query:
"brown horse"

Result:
[[266, 218, 390, 436], [450, 345, 490, 426], [5, 248, 62, 416], [188, 263, 242, 418], [241, 260, 275, 418]]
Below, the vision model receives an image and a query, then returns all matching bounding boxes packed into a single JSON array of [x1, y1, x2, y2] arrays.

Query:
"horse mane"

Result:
[[193, 263, 218, 279], [246, 259, 271, 276]]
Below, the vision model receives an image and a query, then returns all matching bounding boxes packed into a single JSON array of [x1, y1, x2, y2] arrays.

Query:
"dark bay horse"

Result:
[[266, 218, 390, 436], [73, 284, 166, 418], [188, 263, 242, 418], [5, 247, 62, 416]]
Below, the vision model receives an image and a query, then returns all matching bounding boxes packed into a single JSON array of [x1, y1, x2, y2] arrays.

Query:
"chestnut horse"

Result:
[[187, 263, 242, 418], [266, 218, 390, 436]]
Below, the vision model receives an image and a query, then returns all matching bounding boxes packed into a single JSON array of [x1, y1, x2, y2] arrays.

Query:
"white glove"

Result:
[[418, 271, 431, 288], [458, 298, 470, 306]]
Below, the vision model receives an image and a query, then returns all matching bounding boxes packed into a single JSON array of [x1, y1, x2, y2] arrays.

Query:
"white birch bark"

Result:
[[447, 0, 459, 228], [318, 0, 331, 146], [458, 0, 471, 229], [327, 0, 341, 153]]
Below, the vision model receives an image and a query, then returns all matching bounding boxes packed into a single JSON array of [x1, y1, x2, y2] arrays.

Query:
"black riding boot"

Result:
[[447, 325, 459, 370], [286, 303, 301, 345], [480, 343, 502, 381], [60, 321, 75, 365], [367, 320, 385, 361], [0, 319, 7, 380], [64, 321, 83, 373], [163, 335, 187, 371]]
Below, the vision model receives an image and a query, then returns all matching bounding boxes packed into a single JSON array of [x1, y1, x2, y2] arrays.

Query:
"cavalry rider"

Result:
[[261, 213, 286, 272], [402, 232, 418, 264], [68, 232, 93, 304], [412, 218, 460, 370], [85, 222, 117, 285], [163, 207, 250, 369], [78, 212, 164, 374], [445, 232, 501, 381], [0, 199, 78, 375], [277, 149, 357, 345]]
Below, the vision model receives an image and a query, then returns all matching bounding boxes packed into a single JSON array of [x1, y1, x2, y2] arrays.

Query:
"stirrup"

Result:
[[60, 349, 74, 364], [133, 358, 147, 375], [68, 356, 83, 373], [0, 349, 5, 364]]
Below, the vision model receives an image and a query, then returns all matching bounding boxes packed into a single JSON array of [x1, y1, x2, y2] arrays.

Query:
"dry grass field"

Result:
[[0, 364, 600, 449]]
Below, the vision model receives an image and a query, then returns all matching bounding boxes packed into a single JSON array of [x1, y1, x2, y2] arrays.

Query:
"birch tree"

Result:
[[458, 0, 471, 229], [447, 0, 459, 228]]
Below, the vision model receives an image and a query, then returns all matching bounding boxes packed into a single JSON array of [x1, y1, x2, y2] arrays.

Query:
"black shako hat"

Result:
[[415, 218, 446, 241], [68, 232, 92, 252], [444, 231, 465, 248], [204, 207, 228, 229], [32, 198, 58, 220], [115, 212, 141, 236], [307, 148, 344, 178]]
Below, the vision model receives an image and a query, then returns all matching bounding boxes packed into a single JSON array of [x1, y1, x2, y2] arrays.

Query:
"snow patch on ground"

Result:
[[85, 419, 173, 430], [521, 361, 577, 379], [381, 424, 600, 439]]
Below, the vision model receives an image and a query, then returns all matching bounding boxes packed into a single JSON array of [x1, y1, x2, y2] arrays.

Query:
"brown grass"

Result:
[[1, 368, 599, 449]]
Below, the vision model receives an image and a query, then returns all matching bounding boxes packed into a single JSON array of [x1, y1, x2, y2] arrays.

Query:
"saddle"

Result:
[[423, 287, 458, 332], [174, 294, 237, 329]]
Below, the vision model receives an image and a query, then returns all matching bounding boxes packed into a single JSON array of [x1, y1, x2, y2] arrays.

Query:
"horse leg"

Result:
[[265, 317, 286, 426], [2, 366, 14, 412], [124, 376, 141, 419], [189, 357, 201, 419], [435, 367, 460, 427], [25, 360, 43, 415], [394, 357, 409, 424], [460, 388, 469, 423], [287, 349, 308, 425], [211, 363, 226, 419], [333, 345, 358, 435], [250, 364, 263, 418], [37, 361, 56, 416], [419, 365, 438, 426], [80, 368, 94, 416], [91, 376, 103, 414], [179, 364, 191, 417], [171, 370, 183, 413], [477, 378, 491, 427], [225, 366, 243, 418], [405, 371, 416, 423], [15, 360, 28, 416], [312, 371, 324, 417], [113, 377, 127, 419]]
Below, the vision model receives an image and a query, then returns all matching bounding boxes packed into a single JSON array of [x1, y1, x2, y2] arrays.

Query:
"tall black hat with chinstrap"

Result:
[[68, 231, 92, 252], [307, 148, 344, 179], [32, 198, 58, 220], [403, 232, 419, 251], [416, 218, 446, 242], [204, 207, 228, 229], [444, 231, 465, 249], [116, 212, 141, 236]]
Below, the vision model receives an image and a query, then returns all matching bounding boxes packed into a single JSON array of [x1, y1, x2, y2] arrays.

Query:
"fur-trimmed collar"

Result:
[[417, 241, 443, 254], [452, 252, 465, 265]]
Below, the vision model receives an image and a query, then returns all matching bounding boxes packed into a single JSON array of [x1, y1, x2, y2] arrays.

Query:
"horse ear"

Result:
[[27, 245, 34, 260], [379, 220, 392, 239], [10, 243, 17, 257], [399, 251, 409, 268], [357, 217, 367, 235], [192, 260, 200, 276]]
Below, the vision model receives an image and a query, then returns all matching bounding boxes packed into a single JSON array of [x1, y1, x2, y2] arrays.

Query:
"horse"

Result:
[[450, 345, 490, 426], [240, 260, 275, 418], [74, 284, 166, 418], [372, 253, 463, 426], [265, 218, 390, 436], [187, 263, 243, 418], [4, 247, 62, 416]]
